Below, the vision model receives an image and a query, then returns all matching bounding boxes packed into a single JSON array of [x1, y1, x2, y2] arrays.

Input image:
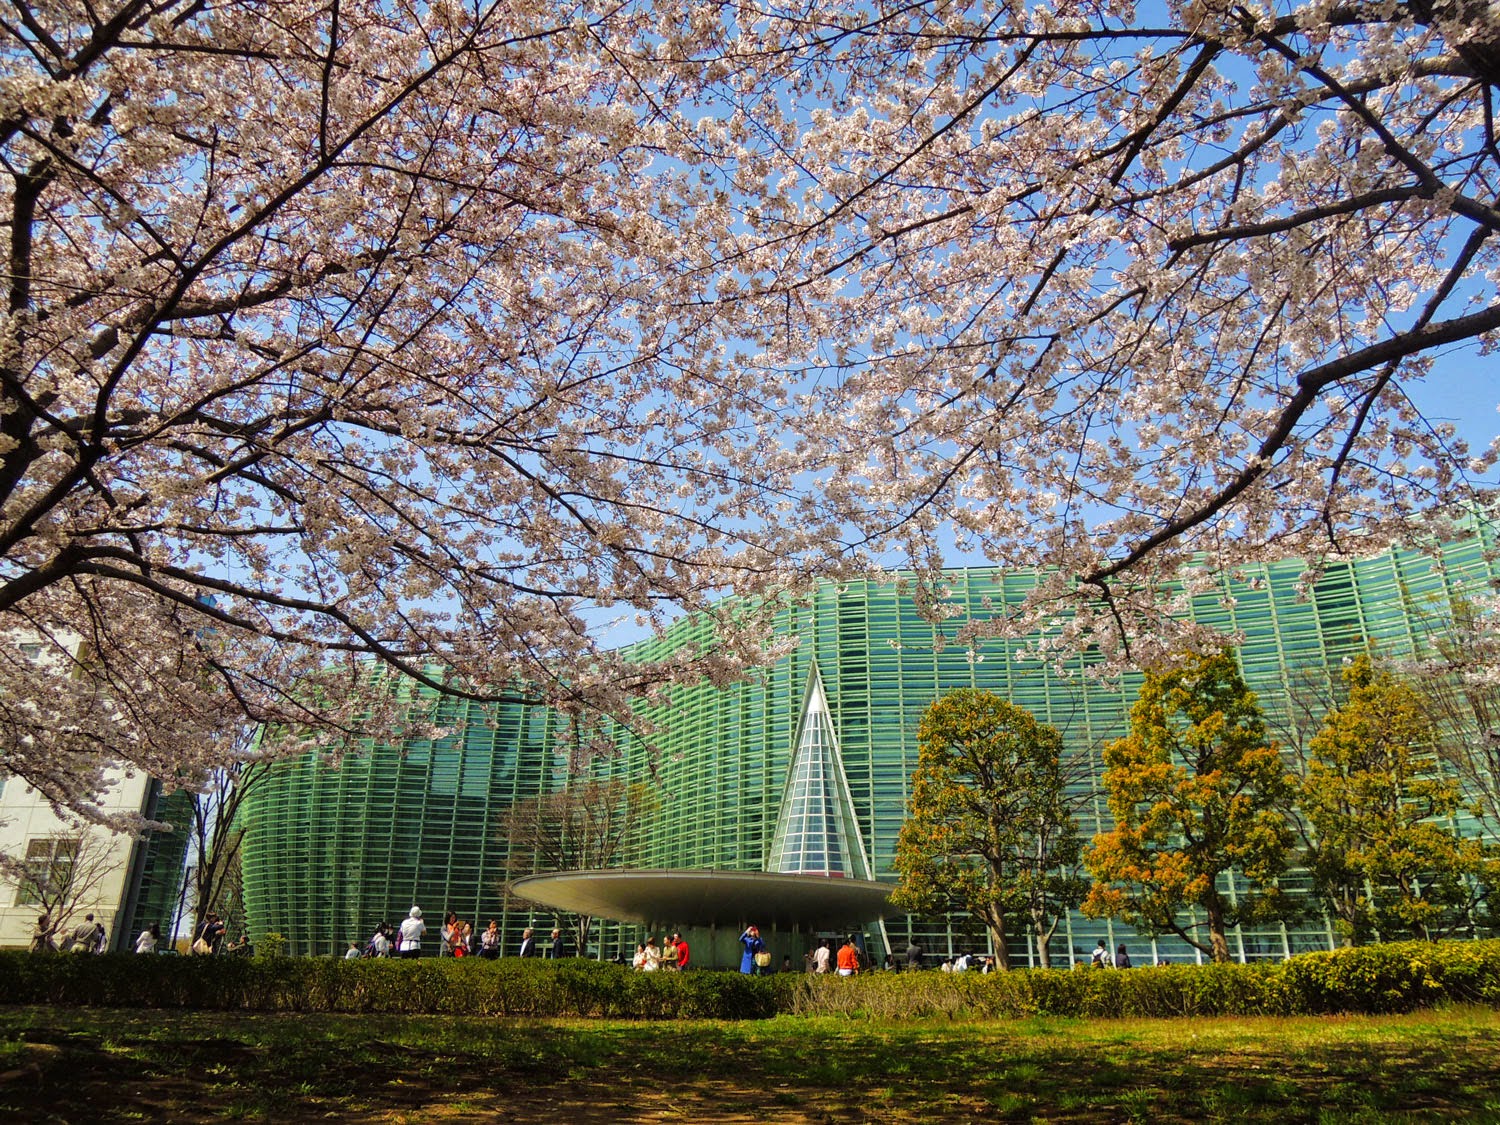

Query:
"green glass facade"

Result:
[[241, 526, 1500, 963], [122, 786, 192, 945]]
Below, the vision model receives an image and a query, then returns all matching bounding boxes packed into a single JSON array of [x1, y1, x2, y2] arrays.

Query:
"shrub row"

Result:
[[0, 953, 794, 1019], [793, 941, 1500, 1019], [3, 940, 1499, 1020]]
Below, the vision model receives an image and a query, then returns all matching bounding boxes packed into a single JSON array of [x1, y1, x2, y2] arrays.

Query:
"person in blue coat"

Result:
[[739, 925, 766, 975]]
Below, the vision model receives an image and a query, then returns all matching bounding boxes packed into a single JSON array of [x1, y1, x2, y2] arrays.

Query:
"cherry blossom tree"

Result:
[[761, 0, 1500, 661], [6, 0, 1499, 825], [0, 0, 830, 823]]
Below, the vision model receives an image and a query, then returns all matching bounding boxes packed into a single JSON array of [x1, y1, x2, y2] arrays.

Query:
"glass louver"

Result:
[[766, 665, 871, 879], [240, 519, 1500, 963]]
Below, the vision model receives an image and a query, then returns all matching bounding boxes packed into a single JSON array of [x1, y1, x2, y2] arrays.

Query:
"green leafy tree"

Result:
[[1300, 654, 1496, 945], [1084, 652, 1297, 963], [892, 689, 1088, 969]]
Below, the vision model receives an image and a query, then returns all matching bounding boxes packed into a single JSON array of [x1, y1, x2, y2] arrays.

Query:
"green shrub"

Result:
[[1278, 940, 1500, 1014], [3, 941, 1499, 1020]]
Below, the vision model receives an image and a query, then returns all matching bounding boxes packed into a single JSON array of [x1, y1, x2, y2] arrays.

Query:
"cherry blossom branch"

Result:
[[1087, 300, 1500, 585]]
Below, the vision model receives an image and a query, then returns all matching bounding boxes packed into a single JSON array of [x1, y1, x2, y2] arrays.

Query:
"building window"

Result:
[[13, 837, 79, 906]]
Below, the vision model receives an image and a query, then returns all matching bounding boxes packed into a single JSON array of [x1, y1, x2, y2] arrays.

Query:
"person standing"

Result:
[[369, 923, 391, 958], [836, 935, 861, 977], [447, 918, 471, 958], [29, 914, 55, 953], [738, 925, 766, 975], [192, 913, 225, 955], [398, 907, 426, 959], [1090, 939, 1113, 968], [65, 913, 98, 953], [518, 927, 538, 958], [670, 931, 689, 970], [812, 938, 832, 974], [1116, 944, 1133, 969], [480, 920, 501, 959], [549, 928, 564, 959], [905, 938, 924, 970], [135, 923, 160, 954]]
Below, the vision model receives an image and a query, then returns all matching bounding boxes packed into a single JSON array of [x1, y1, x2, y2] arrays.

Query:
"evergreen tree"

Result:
[[892, 689, 1087, 969]]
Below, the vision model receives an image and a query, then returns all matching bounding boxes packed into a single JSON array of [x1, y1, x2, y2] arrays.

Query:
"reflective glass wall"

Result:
[[242, 526, 1500, 961]]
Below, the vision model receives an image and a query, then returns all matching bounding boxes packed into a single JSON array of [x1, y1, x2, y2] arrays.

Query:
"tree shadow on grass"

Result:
[[2, 1013, 1498, 1123]]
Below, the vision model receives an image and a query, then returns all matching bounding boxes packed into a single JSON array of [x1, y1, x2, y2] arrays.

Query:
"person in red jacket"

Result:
[[837, 935, 861, 977]]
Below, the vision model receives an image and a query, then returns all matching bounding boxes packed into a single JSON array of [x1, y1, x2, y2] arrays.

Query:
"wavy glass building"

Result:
[[241, 525, 1500, 965]]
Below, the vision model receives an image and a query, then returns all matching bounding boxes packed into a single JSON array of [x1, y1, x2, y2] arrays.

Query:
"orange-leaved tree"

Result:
[[1084, 652, 1297, 963]]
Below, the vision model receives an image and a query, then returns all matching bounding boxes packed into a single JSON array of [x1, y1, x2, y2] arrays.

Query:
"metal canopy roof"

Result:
[[510, 869, 895, 929]]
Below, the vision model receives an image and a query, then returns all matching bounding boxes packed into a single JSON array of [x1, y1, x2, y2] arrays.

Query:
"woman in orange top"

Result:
[[837, 936, 861, 976]]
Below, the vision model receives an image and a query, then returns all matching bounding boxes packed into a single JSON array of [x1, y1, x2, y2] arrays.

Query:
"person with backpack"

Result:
[[62, 913, 98, 953], [367, 922, 391, 958]]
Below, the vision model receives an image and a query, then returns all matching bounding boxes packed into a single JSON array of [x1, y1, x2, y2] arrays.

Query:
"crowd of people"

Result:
[[350, 907, 577, 961], [1090, 939, 1134, 968], [628, 931, 692, 971], [741, 932, 1139, 974], [27, 910, 252, 956], [27, 912, 107, 954], [31, 903, 1138, 970]]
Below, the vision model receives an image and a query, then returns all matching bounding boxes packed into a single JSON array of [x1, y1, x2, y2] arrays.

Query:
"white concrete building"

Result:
[[0, 766, 155, 950], [0, 631, 159, 950]]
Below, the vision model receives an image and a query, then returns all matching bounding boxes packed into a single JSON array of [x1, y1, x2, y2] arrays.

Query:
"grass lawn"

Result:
[[1, 1004, 1499, 1123]]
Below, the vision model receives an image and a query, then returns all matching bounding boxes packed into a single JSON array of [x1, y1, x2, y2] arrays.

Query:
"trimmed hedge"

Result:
[[4, 941, 1500, 1020], [0, 954, 793, 1019]]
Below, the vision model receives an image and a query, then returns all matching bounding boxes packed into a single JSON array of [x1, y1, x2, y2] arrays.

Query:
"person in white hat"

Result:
[[398, 906, 426, 959]]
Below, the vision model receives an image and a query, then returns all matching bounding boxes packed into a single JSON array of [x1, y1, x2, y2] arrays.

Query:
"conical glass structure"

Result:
[[766, 664, 871, 879]]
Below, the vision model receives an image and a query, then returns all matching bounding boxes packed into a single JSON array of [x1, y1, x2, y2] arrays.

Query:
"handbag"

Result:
[[753, 951, 771, 967], [191, 937, 211, 955]]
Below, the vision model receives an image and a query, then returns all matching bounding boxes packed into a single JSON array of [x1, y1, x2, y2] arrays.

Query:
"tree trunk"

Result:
[[1031, 909, 1053, 969], [1205, 896, 1231, 963], [986, 907, 1011, 971]]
